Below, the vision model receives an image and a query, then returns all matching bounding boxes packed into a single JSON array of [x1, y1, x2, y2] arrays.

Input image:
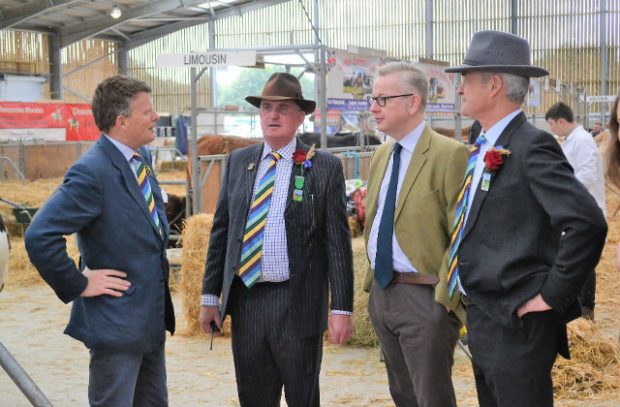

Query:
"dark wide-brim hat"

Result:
[[445, 30, 549, 77], [245, 72, 316, 114]]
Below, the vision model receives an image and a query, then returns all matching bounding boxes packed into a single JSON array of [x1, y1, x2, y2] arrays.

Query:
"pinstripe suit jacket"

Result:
[[202, 140, 354, 338]]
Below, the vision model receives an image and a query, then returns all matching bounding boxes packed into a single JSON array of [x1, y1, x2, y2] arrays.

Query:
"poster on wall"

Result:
[[325, 48, 385, 112], [415, 60, 456, 114], [0, 102, 99, 141], [324, 50, 456, 114]]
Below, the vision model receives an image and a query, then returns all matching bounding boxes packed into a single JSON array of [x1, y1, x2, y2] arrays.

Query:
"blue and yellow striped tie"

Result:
[[238, 152, 281, 288], [447, 134, 486, 297], [133, 153, 162, 236]]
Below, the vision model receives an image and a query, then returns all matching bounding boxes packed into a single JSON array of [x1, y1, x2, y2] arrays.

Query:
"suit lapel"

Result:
[[244, 144, 264, 207], [285, 140, 310, 210], [365, 143, 391, 231], [462, 112, 526, 238], [395, 125, 431, 221], [99, 136, 163, 240]]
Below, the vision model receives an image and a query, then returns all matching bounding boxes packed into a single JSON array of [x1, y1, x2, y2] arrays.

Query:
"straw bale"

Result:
[[552, 319, 620, 399], [348, 236, 379, 348], [178, 213, 231, 337], [348, 215, 362, 237]]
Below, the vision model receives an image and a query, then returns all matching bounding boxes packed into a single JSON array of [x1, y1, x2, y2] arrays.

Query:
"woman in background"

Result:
[[601, 93, 620, 272]]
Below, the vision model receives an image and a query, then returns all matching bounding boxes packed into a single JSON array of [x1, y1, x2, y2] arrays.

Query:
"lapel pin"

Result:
[[247, 163, 255, 171]]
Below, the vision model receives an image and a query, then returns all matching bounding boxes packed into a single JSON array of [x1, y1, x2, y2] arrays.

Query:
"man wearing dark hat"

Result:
[[199, 72, 354, 407], [445, 30, 607, 406]]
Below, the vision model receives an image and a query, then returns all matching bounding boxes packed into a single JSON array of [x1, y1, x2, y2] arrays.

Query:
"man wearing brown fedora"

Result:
[[445, 30, 607, 406], [199, 72, 353, 407]]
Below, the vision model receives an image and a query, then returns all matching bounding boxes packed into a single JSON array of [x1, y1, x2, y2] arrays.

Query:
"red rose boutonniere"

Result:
[[292, 144, 316, 202], [484, 146, 511, 173], [293, 144, 316, 176]]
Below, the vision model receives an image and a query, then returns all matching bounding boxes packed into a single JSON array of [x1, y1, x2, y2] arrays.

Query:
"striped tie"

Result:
[[238, 151, 281, 288], [447, 134, 486, 297], [133, 153, 162, 236]]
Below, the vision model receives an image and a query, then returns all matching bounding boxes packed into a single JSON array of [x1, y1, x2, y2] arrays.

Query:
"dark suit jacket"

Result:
[[202, 141, 354, 338], [459, 113, 607, 331], [25, 135, 175, 353]]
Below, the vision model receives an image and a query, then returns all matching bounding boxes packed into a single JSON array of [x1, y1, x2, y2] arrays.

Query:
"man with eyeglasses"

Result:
[[362, 62, 469, 407], [199, 72, 353, 407]]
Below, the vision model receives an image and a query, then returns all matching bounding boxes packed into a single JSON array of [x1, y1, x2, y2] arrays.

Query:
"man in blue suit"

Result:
[[25, 75, 175, 407]]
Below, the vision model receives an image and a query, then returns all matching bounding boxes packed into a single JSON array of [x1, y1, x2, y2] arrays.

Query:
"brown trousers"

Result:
[[369, 280, 460, 407]]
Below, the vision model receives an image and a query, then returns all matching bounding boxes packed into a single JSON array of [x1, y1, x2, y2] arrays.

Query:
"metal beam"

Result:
[[0, 0, 80, 29], [425, 0, 433, 58], [48, 32, 63, 100], [125, 0, 291, 50], [59, 0, 209, 48]]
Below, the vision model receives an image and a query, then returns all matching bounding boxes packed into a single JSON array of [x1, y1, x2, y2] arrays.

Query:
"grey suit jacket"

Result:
[[202, 140, 354, 338], [459, 113, 607, 332]]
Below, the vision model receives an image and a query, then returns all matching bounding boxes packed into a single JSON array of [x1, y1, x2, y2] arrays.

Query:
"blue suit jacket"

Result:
[[26, 135, 175, 353]]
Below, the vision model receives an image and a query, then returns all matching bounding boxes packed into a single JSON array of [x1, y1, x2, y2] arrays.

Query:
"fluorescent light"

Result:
[[110, 4, 122, 19]]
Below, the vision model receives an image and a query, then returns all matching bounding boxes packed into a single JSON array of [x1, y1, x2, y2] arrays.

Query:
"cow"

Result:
[[164, 193, 187, 247], [0, 214, 9, 292], [297, 132, 382, 148], [431, 125, 474, 143], [186, 134, 261, 186]]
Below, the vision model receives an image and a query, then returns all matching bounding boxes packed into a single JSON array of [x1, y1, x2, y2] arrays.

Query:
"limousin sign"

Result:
[[156, 51, 257, 68]]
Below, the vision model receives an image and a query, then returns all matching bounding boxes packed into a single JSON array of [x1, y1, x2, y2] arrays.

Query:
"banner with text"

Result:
[[0, 102, 99, 141]]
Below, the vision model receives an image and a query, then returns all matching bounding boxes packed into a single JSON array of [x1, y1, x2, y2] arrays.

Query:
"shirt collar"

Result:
[[262, 137, 297, 162], [397, 120, 425, 153], [482, 109, 522, 146], [104, 133, 138, 162]]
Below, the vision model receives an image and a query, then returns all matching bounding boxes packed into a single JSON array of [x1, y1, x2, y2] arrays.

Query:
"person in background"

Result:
[[545, 101, 606, 320], [199, 72, 354, 407], [25, 75, 175, 406], [602, 93, 620, 273], [591, 122, 604, 137]]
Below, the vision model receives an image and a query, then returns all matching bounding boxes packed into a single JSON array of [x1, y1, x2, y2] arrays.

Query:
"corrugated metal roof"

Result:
[[0, 0, 289, 48]]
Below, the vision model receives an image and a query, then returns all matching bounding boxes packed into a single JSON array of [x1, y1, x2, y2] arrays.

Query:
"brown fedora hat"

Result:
[[445, 30, 549, 77], [245, 72, 316, 115]]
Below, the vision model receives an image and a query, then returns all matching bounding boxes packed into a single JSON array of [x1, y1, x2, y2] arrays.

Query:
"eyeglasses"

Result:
[[366, 93, 416, 108], [259, 102, 300, 116]]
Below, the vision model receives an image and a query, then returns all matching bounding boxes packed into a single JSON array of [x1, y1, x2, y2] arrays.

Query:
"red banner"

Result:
[[0, 101, 99, 141]]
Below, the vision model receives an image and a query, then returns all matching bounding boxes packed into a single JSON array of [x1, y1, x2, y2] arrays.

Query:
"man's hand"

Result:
[[81, 267, 130, 297], [328, 314, 352, 345], [200, 306, 222, 334], [517, 293, 552, 317]]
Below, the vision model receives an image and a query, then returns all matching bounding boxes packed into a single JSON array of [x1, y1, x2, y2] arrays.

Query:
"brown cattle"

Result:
[[432, 125, 473, 143], [186, 134, 261, 183]]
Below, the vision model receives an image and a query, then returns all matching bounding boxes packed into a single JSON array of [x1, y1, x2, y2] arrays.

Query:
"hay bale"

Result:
[[348, 215, 362, 237], [178, 214, 232, 337], [552, 319, 620, 399], [348, 236, 379, 347], [179, 214, 212, 336]]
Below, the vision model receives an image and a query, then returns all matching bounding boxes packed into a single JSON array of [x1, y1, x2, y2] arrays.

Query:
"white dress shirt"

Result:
[[561, 125, 607, 216], [367, 121, 425, 274]]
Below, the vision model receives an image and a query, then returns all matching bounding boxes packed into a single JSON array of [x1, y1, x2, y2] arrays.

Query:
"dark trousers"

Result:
[[368, 281, 460, 407], [229, 278, 322, 407], [579, 269, 596, 309], [467, 304, 562, 407], [88, 342, 167, 407]]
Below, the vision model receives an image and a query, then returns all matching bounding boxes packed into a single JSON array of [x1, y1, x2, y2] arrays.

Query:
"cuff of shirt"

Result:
[[331, 310, 352, 316], [201, 294, 220, 307]]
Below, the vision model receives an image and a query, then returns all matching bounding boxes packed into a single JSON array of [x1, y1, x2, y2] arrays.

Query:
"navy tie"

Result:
[[375, 142, 402, 288]]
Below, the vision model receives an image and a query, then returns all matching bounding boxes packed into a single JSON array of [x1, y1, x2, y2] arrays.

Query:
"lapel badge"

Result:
[[247, 163, 255, 171]]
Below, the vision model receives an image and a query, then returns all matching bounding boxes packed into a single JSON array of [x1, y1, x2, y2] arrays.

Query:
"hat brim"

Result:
[[245, 95, 316, 115], [444, 64, 549, 78]]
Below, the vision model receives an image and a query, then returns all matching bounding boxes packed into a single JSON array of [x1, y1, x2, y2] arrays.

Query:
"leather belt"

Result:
[[390, 272, 439, 286]]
